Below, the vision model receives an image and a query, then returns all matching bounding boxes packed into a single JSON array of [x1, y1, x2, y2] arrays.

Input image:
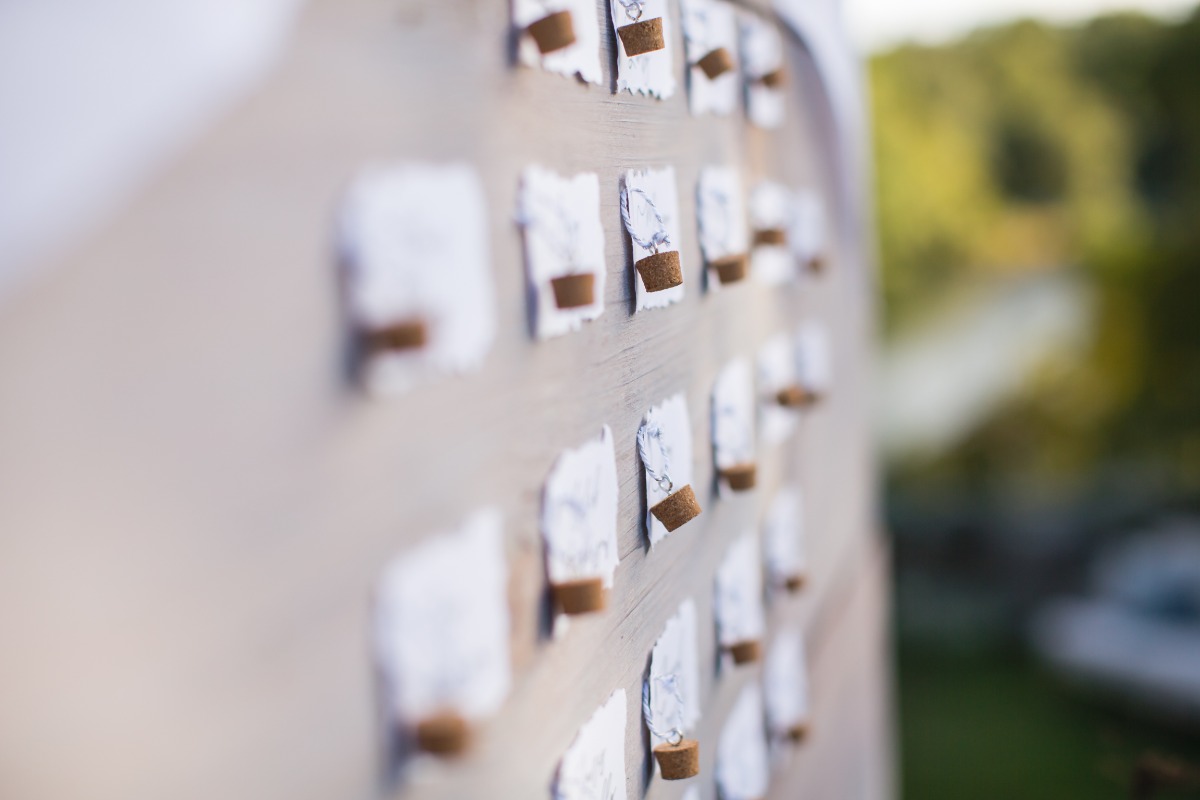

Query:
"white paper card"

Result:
[[680, 0, 739, 116], [646, 599, 702, 752], [623, 166, 686, 311], [697, 166, 749, 291], [374, 509, 511, 724], [795, 321, 832, 396], [764, 629, 810, 739], [749, 181, 795, 286], [715, 531, 766, 649], [514, 0, 603, 85], [790, 189, 826, 267], [711, 358, 756, 495], [757, 333, 800, 446], [520, 166, 607, 339], [542, 426, 621, 587], [763, 487, 806, 591], [717, 684, 771, 800], [739, 14, 784, 129], [340, 162, 496, 396], [610, 0, 677, 98], [639, 393, 697, 545], [555, 689, 628, 800]]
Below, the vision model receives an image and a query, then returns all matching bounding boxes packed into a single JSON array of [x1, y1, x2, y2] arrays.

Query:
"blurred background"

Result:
[[850, 0, 1200, 796]]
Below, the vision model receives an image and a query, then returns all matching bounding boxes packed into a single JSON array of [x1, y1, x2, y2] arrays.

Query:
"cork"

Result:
[[787, 722, 810, 743], [365, 319, 427, 354], [761, 67, 786, 88], [617, 17, 666, 57], [415, 711, 470, 756], [636, 250, 683, 292], [653, 739, 700, 780], [552, 576, 607, 615], [720, 462, 757, 492], [527, 10, 576, 54], [550, 273, 596, 309], [776, 384, 815, 408], [807, 253, 826, 273], [711, 253, 747, 284], [753, 228, 788, 247], [784, 573, 807, 593], [696, 46, 734, 79], [649, 484, 701, 532], [727, 639, 762, 665]]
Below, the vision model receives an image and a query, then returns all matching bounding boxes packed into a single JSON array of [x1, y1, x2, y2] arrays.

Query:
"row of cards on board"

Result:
[[516, 0, 789, 127], [341, 162, 825, 395], [376, 349, 831, 796], [377, 517, 809, 800]]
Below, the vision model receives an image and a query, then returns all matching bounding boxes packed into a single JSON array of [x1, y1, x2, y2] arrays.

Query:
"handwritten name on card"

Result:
[[340, 162, 496, 396], [555, 689, 628, 800], [520, 166, 608, 339], [374, 510, 511, 731]]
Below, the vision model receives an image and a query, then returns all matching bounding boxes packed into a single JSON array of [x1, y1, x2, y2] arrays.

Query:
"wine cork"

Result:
[[550, 273, 596, 309], [696, 46, 734, 79], [761, 67, 786, 88], [653, 739, 700, 780], [635, 250, 683, 292], [807, 253, 826, 272], [617, 17, 665, 57], [785, 573, 806, 593], [776, 384, 814, 408], [787, 722, 810, 743], [711, 253, 747, 284], [415, 711, 470, 756], [727, 639, 762, 665], [649, 484, 701, 532], [552, 576, 607, 615], [365, 319, 427, 354], [527, 10, 576, 54], [720, 463, 757, 492], [753, 228, 788, 247]]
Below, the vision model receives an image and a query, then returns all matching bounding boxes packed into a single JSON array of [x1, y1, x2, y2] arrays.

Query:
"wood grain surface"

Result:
[[0, 1, 890, 798]]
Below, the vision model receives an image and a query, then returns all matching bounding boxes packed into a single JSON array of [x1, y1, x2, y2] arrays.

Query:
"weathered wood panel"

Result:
[[0, 1, 888, 799]]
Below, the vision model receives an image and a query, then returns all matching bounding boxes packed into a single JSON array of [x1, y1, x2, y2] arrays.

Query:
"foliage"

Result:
[[871, 8, 1200, 500]]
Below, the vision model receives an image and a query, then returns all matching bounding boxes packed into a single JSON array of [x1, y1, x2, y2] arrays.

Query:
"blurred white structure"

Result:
[[877, 272, 1093, 461], [1031, 518, 1200, 725]]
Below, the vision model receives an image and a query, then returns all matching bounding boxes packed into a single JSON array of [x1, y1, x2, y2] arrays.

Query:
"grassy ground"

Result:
[[898, 642, 1200, 799]]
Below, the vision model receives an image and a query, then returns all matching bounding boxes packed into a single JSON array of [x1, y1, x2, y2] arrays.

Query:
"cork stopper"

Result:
[[787, 722, 810, 743], [552, 576, 607, 615], [696, 46, 734, 80], [760, 67, 786, 88], [550, 273, 596, 309], [649, 484, 702, 532], [711, 253, 747, 284], [635, 250, 683, 292], [415, 711, 471, 756], [653, 739, 700, 780], [753, 228, 788, 247], [776, 384, 815, 408], [527, 10, 576, 54], [720, 462, 757, 492], [807, 253, 826, 272], [617, 17, 666, 57], [726, 639, 762, 665], [364, 319, 427, 354], [784, 573, 807, 593]]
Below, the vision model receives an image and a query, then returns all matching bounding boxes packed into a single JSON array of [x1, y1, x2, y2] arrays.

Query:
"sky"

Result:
[[845, 0, 1197, 51]]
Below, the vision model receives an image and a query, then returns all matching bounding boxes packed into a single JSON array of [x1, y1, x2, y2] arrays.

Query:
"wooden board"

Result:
[[0, 1, 890, 798]]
